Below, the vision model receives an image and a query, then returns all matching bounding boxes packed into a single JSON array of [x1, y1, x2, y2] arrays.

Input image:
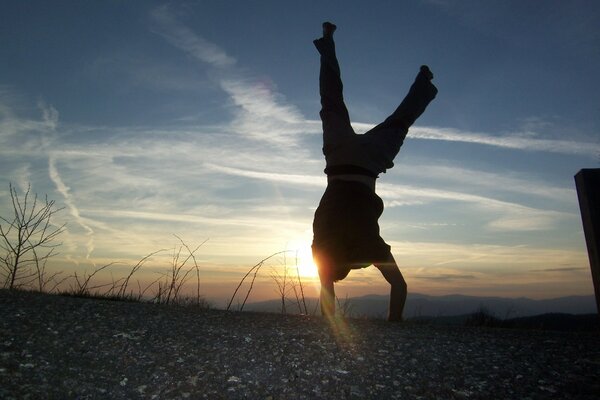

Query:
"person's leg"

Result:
[[318, 261, 336, 319], [314, 22, 354, 153], [364, 66, 438, 166], [375, 254, 407, 321], [383, 65, 438, 131]]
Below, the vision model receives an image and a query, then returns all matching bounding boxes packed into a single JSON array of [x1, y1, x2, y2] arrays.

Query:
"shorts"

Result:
[[312, 180, 392, 281]]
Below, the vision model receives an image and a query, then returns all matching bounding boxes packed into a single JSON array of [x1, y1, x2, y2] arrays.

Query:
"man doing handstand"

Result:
[[312, 22, 437, 321]]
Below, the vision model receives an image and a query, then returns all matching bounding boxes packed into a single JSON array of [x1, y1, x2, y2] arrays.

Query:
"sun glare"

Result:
[[287, 239, 319, 279]]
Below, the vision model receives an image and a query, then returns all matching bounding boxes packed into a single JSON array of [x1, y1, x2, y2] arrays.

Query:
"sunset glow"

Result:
[[1, 1, 598, 307], [286, 239, 319, 280]]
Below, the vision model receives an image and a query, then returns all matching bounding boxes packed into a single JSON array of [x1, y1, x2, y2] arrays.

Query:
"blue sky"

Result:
[[1, 1, 599, 304]]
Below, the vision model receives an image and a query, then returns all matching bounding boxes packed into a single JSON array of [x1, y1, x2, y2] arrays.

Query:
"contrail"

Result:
[[48, 155, 95, 259]]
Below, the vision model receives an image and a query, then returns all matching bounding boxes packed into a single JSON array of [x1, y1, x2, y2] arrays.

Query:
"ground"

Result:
[[0, 290, 598, 399]]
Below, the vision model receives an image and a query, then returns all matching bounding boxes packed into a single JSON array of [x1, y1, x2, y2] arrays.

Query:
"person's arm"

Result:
[[375, 254, 407, 321], [320, 277, 336, 319]]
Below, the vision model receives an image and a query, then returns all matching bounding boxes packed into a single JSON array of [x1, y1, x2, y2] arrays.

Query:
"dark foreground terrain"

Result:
[[1, 290, 598, 399]]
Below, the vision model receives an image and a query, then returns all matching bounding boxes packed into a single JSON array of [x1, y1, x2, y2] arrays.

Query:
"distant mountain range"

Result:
[[243, 293, 597, 319]]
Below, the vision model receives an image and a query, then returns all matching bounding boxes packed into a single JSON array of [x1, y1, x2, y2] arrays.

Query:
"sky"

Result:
[[1, 0, 599, 307]]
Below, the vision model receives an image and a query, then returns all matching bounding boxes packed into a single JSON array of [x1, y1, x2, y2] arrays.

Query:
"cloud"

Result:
[[378, 181, 573, 231], [351, 122, 600, 157], [400, 163, 575, 203], [387, 240, 589, 272], [485, 211, 560, 232], [83, 207, 305, 230], [204, 163, 324, 188], [411, 126, 600, 156], [207, 161, 571, 233], [204, 159, 574, 234], [37, 99, 59, 131], [150, 5, 236, 68], [413, 273, 476, 281], [207, 162, 569, 233], [529, 267, 587, 273], [149, 5, 320, 150], [220, 79, 317, 147], [48, 156, 95, 258], [0, 89, 58, 153]]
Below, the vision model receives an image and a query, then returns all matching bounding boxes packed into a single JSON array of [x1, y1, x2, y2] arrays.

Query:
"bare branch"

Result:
[[174, 235, 208, 306], [0, 182, 65, 290], [117, 249, 166, 298], [227, 251, 288, 311]]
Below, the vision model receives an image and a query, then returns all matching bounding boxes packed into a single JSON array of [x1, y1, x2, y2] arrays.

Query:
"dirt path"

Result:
[[1, 290, 598, 399]]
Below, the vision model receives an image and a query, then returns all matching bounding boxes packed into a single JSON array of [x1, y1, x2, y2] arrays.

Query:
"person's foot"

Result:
[[416, 65, 438, 99], [419, 65, 434, 80], [314, 22, 337, 53], [322, 21, 337, 38]]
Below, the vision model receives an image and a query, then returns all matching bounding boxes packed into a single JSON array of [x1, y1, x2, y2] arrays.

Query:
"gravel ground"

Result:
[[1, 290, 599, 399]]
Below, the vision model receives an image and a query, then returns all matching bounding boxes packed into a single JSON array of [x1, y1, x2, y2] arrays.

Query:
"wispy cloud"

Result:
[[37, 99, 59, 131], [220, 79, 317, 147], [413, 273, 476, 281], [387, 240, 589, 271], [411, 126, 600, 156], [82, 208, 306, 231], [204, 159, 573, 233], [379, 182, 573, 231], [400, 163, 575, 203], [351, 122, 600, 156], [150, 5, 236, 68], [48, 156, 95, 258], [530, 267, 587, 273], [0, 88, 58, 153], [205, 163, 324, 188], [209, 161, 571, 233], [149, 5, 315, 150]]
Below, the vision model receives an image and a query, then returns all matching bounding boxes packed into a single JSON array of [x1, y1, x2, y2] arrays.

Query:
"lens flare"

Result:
[[287, 239, 319, 279]]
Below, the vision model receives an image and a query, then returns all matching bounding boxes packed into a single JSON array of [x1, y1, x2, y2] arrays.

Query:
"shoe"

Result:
[[322, 22, 337, 38], [419, 65, 434, 80], [413, 65, 437, 100]]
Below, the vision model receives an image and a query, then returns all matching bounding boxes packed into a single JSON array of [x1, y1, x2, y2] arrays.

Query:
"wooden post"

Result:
[[575, 169, 600, 314]]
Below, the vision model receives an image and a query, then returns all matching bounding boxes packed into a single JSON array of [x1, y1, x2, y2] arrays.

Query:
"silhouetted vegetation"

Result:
[[56, 237, 210, 308], [461, 307, 599, 332], [0, 183, 65, 290], [227, 250, 309, 314], [500, 313, 600, 332], [464, 307, 502, 327]]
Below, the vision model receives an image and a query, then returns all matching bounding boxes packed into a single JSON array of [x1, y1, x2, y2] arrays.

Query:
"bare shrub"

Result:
[[68, 262, 119, 296], [58, 237, 208, 308], [149, 236, 207, 306], [116, 249, 165, 299], [227, 251, 287, 311], [465, 306, 501, 327], [227, 250, 309, 314], [0, 183, 65, 290]]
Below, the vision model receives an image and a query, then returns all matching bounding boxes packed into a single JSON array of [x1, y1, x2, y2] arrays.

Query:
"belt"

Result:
[[327, 174, 376, 191]]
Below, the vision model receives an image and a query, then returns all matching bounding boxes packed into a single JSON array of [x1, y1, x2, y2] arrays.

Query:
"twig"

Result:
[[117, 249, 166, 299], [227, 251, 288, 311], [174, 235, 208, 306]]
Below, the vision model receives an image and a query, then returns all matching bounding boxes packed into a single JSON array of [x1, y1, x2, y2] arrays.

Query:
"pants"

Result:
[[315, 36, 437, 175]]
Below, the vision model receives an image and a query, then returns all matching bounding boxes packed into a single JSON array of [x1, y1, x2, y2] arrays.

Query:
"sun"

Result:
[[287, 239, 319, 279]]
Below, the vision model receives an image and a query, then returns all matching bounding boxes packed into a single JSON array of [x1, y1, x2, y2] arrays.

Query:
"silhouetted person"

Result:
[[312, 22, 437, 321]]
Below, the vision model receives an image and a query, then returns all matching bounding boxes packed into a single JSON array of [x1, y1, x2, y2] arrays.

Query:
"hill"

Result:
[[244, 292, 597, 319]]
